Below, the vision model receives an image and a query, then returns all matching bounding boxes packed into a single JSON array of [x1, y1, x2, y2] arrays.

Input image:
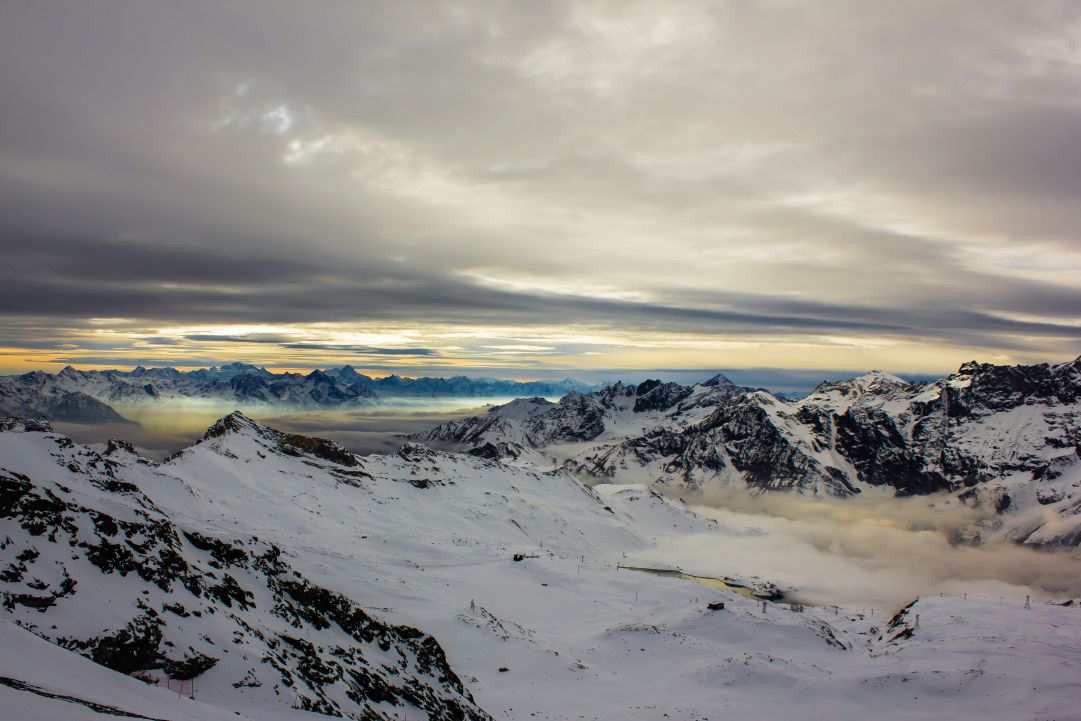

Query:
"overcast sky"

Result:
[[2, 0, 1080, 381]]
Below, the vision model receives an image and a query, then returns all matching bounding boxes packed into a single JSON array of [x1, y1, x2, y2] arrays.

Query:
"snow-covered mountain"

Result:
[[3, 413, 1080, 720], [0, 362, 600, 419], [0, 370, 136, 424], [414, 375, 748, 462], [0, 412, 718, 719], [416, 357, 1081, 546], [0, 416, 489, 720]]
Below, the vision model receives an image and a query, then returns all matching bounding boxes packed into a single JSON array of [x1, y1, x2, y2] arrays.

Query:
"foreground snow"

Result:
[[3, 415, 1080, 720]]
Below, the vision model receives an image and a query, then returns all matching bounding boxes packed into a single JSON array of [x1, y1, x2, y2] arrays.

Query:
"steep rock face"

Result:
[[522, 389, 612, 443], [632, 380, 693, 413], [794, 373, 951, 497], [415, 359, 1081, 544], [575, 393, 858, 496], [954, 358, 1081, 411], [795, 362, 1081, 501], [698, 396, 859, 496], [830, 406, 947, 495], [228, 373, 271, 402], [415, 377, 745, 454], [0, 420, 489, 720]]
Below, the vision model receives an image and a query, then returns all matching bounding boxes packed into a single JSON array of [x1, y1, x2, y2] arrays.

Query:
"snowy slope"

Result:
[[4, 414, 1081, 720], [0, 418, 490, 720], [0, 619, 259, 721]]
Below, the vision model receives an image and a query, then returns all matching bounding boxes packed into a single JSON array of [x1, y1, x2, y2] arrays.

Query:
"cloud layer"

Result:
[[2, 1, 1080, 375], [642, 486, 1081, 607]]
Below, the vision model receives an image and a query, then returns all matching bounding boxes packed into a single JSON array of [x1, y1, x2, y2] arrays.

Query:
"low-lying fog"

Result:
[[51, 402, 1081, 610], [639, 486, 1081, 608], [53, 398, 522, 460]]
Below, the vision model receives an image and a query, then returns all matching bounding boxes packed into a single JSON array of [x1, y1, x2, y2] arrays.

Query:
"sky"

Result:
[[2, 0, 1080, 381]]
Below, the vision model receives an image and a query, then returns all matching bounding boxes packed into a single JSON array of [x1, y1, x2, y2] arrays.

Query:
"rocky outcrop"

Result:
[[417, 358, 1081, 544], [0, 420, 490, 720], [632, 380, 693, 413]]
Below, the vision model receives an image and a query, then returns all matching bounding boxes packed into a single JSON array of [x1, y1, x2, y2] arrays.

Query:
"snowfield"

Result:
[[2, 413, 1080, 720]]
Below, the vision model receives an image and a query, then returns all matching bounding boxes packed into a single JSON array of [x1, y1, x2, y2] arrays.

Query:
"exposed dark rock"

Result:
[[632, 380, 692, 413], [202, 412, 358, 467], [0, 431, 492, 720], [162, 651, 218, 680]]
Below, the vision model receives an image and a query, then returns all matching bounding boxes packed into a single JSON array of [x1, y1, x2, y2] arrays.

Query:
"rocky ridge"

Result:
[[416, 358, 1081, 545], [0, 416, 489, 720]]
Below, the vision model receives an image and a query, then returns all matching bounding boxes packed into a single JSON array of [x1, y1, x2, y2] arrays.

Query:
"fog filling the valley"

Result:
[[639, 486, 1081, 608], [54, 404, 1081, 609], [54, 399, 521, 460]]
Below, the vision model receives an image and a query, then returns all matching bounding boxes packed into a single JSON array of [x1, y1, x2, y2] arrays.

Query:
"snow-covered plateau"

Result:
[[2, 411, 1080, 720]]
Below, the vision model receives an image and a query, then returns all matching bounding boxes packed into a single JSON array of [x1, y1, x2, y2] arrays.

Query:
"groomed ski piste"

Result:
[[2, 413, 1080, 720]]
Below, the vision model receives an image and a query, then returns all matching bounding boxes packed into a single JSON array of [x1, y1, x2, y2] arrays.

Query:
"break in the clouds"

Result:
[[1, 1, 1080, 376]]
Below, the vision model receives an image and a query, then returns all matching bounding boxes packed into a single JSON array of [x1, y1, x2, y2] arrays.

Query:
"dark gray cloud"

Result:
[[1, 0, 1080, 373], [3, 253, 1078, 346]]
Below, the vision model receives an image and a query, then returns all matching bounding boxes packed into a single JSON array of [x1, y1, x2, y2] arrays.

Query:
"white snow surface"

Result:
[[0, 619, 261, 721], [3, 415, 1081, 720]]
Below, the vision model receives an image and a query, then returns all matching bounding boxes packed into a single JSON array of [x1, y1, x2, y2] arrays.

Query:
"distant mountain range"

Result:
[[5, 357, 1080, 545], [0, 362, 602, 422], [414, 357, 1081, 546]]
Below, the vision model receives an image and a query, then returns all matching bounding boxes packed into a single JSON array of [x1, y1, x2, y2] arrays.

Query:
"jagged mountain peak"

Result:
[[633, 379, 693, 413], [409, 356, 1081, 545], [634, 379, 664, 394], [941, 355, 1081, 409], [850, 370, 910, 390], [305, 368, 333, 382], [957, 359, 982, 374], [1, 371, 136, 424], [333, 364, 372, 383], [202, 410, 261, 439], [196, 411, 359, 468], [488, 396, 555, 420], [699, 372, 737, 388], [808, 370, 910, 398]]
